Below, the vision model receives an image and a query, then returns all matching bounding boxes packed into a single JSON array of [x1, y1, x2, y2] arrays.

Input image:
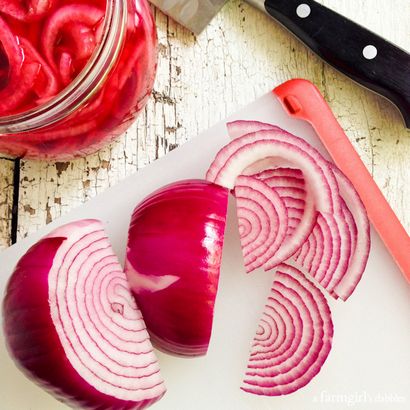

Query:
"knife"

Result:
[[150, 0, 410, 128]]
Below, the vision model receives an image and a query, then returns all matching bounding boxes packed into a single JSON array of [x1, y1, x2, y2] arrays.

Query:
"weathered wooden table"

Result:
[[0, 0, 409, 249]]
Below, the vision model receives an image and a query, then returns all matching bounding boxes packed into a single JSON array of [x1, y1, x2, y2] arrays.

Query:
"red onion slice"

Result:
[[219, 121, 370, 299], [19, 38, 59, 99], [207, 123, 361, 268], [42, 5, 104, 78], [256, 167, 306, 239], [242, 264, 333, 396], [237, 206, 263, 248], [207, 130, 332, 212], [342, 200, 358, 263], [125, 180, 228, 357], [248, 288, 306, 365], [234, 176, 288, 272], [64, 22, 98, 61], [224, 120, 342, 213], [0, 16, 29, 113], [0, 61, 40, 114], [331, 166, 371, 300], [3, 219, 165, 409], [0, 0, 55, 21]]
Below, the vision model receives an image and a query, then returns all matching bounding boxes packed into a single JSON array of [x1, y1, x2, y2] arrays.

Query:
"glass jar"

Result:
[[0, 0, 157, 160]]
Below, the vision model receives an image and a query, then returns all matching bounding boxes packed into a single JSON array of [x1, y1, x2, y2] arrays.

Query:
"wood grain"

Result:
[[0, 158, 14, 248], [0, 0, 409, 248]]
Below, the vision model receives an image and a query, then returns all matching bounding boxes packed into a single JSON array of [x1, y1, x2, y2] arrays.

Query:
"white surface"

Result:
[[0, 93, 409, 410]]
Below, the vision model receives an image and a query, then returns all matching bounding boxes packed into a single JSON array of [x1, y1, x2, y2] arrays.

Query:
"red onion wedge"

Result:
[[234, 175, 288, 272], [3, 219, 165, 410], [242, 264, 333, 396], [125, 180, 229, 357]]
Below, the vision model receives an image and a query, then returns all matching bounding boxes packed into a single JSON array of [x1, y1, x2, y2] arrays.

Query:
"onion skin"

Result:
[[125, 180, 229, 357], [3, 220, 165, 410]]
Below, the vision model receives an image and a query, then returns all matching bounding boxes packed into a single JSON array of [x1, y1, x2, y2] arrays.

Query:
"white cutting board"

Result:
[[0, 93, 409, 410]]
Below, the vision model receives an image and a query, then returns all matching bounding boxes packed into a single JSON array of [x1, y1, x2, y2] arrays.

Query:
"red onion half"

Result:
[[242, 263, 333, 396], [125, 180, 229, 357], [3, 219, 165, 410]]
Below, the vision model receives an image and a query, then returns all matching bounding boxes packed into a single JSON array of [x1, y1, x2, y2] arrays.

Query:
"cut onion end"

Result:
[[125, 180, 229, 357], [3, 219, 165, 409]]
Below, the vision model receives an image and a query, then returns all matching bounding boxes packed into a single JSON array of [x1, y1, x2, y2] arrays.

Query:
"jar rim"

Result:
[[0, 0, 127, 134]]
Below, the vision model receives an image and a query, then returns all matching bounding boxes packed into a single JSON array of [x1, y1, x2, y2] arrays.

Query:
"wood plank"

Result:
[[0, 159, 15, 249], [9, 0, 410, 244]]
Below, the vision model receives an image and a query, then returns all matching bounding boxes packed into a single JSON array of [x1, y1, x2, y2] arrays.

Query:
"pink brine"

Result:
[[0, 0, 157, 159]]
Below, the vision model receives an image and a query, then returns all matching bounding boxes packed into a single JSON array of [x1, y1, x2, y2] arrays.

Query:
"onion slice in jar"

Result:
[[242, 264, 333, 396], [0, 0, 55, 21], [19, 38, 59, 99], [3, 219, 166, 410], [41, 5, 104, 77], [0, 16, 28, 114], [125, 180, 228, 357]]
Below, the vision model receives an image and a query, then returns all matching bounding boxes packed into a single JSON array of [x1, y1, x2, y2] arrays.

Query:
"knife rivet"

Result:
[[363, 45, 378, 60], [296, 4, 311, 19]]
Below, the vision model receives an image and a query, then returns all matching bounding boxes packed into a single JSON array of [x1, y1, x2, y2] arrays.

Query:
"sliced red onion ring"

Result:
[[331, 166, 371, 300], [255, 167, 304, 180], [207, 130, 333, 212], [125, 180, 228, 357], [59, 51, 74, 86], [19, 38, 59, 99], [256, 167, 306, 239], [0, 61, 40, 114], [3, 219, 165, 409], [64, 22, 97, 61], [214, 120, 370, 299], [224, 120, 342, 213], [207, 135, 322, 267], [42, 5, 104, 75], [321, 213, 350, 290], [342, 200, 358, 263], [298, 166, 370, 299], [242, 264, 333, 396], [249, 292, 303, 367], [0, 0, 55, 21], [0, 16, 28, 113], [234, 176, 288, 272], [237, 206, 263, 248], [309, 224, 325, 274]]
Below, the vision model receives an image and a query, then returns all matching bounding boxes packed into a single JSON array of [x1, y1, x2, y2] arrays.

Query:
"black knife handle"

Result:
[[264, 0, 410, 127]]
